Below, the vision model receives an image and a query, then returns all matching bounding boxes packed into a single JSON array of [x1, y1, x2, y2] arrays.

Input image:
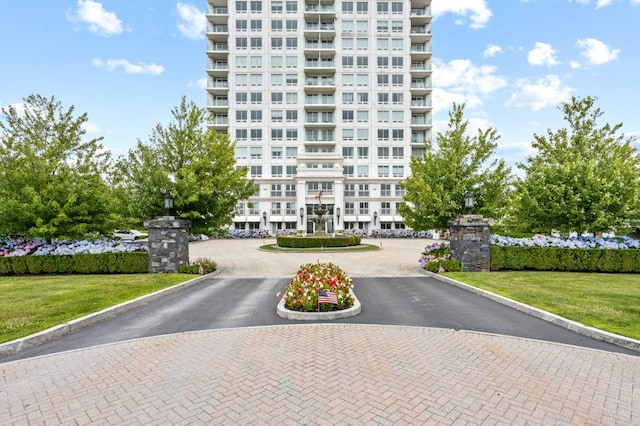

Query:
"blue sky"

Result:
[[1, 0, 639, 168]]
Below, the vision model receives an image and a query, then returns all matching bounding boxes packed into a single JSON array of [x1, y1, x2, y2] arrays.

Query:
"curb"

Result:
[[276, 290, 361, 320], [420, 269, 640, 353], [0, 271, 220, 358]]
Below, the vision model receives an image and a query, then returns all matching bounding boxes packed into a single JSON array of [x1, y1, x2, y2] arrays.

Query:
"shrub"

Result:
[[178, 257, 217, 274], [279, 263, 354, 312], [419, 242, 462, 272], [276, 235, 360, 248]]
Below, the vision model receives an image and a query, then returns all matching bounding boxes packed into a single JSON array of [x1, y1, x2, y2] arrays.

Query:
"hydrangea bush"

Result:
[[279, 262, 354, 312], [491, 234, 640, 250], [370, 229, 434, 239], [0, 237, 147, 257], [419, 242, 461, 272]]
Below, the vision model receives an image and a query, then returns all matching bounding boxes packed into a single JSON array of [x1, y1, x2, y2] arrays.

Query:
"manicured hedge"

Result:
[[276, 235, 361, 248], [490, 246, 640, 273], [0, 252, 149, 275]]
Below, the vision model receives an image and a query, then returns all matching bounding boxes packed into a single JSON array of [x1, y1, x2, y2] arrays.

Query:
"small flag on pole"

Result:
[[318, 289, 338, 305]]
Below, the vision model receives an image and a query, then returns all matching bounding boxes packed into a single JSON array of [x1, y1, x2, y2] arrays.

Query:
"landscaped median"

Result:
[[276, 262, 361, 320]]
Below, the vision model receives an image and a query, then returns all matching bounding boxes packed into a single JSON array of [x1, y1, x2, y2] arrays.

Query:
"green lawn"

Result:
[[446, 271, 640, 340], [0, 274, 197, 344]]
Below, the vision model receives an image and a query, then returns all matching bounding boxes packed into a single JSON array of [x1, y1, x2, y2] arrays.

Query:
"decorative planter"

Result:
[[276, 290, 361, 320]]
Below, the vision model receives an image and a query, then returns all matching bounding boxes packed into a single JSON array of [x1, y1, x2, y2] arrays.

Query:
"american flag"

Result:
[[318, 289, 338, 305]]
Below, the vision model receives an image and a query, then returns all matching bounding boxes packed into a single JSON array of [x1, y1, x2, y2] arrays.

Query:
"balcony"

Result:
[[206, 6, 228, 15]]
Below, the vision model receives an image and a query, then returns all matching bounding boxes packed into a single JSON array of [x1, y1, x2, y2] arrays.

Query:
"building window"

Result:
[[358, 146, 370, 158], [345, 202, 355, 215], [236, 38, 248, 48], [342, 38, 353, 51], [272, 20, 283, 31], [286, 20, 297, 31], [381, 184, 391, 196], [271, 147, 283, 159], [377, 57, 389, 68], [250, 1, 261, 12], [250, 20, 262, 31], [343, 165, 354, 177], [391, 2, 403, 14], [286, 1, 297, 12], [236, 1, 247, 12], [235, 146, 247, 159], [392, 165, 404, 178], [378, 147, 389, 159], [272, 1, 283, 13], [392, 129, 404, 141], [357, 165, 369, 177], [271, 110, 283, 122], [271, 166, 283, 177], [358, 202, 369, 214], [392, 74, 403, 86], [356, 2, 368, 13], [250, 165, 262, 177], [250, 110, 262, 122], [285, 184, 296, 197], [250, 37, 262, 49], [286, 146, 298, 158], [272, 129, 283, 140], [378, 129, 389, 141], [286, 38, 297, 49], [250, 92, 262, 103], [250, 129, 262, 140], [378, 165, 389, 177], [236, 20, 248, 31], [356, 129, 368, 140], [286, 129, 298, 141], [344, 184, 355, 197], [342, 128, 354, 140], [392, 147, 404, 159], [342, 2, 353, 13], [342, 92, 354, 104], [271, 202, 281, 214], [342, 146, 354, 158], [342, 110, 354, 122], [236, 110, 247, 122], [377, 74, 389, 86], [286, 165, 297, 177], [356, 56, 368, 68]]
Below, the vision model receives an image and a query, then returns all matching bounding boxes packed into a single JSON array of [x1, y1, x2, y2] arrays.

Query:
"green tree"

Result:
[[0, 94, 119, 239], [115, 96, 255, 235], [398, 103, 513, 231], [510, 96, 640, 234]]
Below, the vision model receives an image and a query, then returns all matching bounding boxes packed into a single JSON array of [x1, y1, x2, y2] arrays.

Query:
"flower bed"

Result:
[[279, 263, 354, 312]]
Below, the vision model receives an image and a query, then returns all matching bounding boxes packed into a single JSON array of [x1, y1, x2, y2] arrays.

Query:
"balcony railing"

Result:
[[305, 23, 335, 31], [410, 63, 431, 71], [410, 81, 431, 89], [207, 25, 229, 33], [411, 100, 432, 107], [410, 7, 431, 16], [410, 27, 430, 34], [305, 79, 335, 86], [208, 43, 229, 51], [305, 6, 335, 12], [207, 62, 229, 70], [410, 45, 431, 53], [305, 61, 335, 67], [305, 42, 335, 49], [207, 6, 228, 14]]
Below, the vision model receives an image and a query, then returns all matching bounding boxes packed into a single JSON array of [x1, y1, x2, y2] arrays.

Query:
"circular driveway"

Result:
[[189, 237, 430, 277]]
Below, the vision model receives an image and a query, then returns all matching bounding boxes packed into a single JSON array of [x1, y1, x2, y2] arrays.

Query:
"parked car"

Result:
[[113, 230, 147, 241]]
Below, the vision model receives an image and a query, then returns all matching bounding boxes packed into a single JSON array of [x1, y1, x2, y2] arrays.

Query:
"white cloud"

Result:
[[527, 42, 560, 66], [576, 38, 620, 65], [432, 0, 493, 29], [505, 75, 574, 111], [483, 44, 503, 58], [92, 59, 164, 75], [176, 3, 206, 40], [434, 59, 508, 95], [67, 0, 123, 36]]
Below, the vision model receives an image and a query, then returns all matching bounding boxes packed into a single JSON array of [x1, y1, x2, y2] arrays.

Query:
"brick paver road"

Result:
[[2, 325, 639, 425]]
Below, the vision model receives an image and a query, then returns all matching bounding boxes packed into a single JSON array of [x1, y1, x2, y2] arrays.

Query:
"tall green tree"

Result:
[[510, 96, 640, 234], [398, 103, 513, 231], [0, 94, 119, 238], [115, 96, 255, 235]]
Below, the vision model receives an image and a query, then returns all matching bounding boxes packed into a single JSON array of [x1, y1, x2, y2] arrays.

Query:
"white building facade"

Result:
[[206, 0, 432, 234]]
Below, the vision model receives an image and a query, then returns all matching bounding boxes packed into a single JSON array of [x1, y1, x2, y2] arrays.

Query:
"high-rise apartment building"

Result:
[[206, 0, 432, 234]]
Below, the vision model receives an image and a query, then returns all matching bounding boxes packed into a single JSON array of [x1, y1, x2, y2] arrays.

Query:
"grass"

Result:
[[446, 271, 640, 340], [0, 274, 197, 344]]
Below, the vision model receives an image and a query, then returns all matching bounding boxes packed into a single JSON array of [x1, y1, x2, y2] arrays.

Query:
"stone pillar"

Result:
[[448, 215, 493, 272], [143, 216, 192, 273]]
